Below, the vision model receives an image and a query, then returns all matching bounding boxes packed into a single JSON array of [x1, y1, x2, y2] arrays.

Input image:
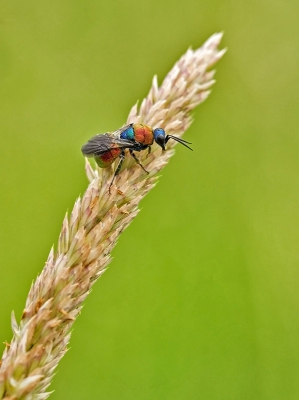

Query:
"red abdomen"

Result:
[[133, 124, 154, 145], [95, 146, 121, 167]]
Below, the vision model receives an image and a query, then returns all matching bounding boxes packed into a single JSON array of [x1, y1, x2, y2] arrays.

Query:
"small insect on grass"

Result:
[[81, 122, 193, 192]]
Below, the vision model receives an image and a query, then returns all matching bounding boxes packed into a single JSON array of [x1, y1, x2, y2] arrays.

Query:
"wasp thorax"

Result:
[[153, 128, 166, 150]]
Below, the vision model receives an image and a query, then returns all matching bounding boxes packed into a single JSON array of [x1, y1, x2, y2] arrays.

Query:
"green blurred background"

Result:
[[0, 0, 299, 399]]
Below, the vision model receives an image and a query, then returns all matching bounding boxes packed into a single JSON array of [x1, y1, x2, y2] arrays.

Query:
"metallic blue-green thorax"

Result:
[[120, 125, 135, 141]]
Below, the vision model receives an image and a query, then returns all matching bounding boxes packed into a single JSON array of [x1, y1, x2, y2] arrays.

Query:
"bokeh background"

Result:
[[0, 0, 299, 399]]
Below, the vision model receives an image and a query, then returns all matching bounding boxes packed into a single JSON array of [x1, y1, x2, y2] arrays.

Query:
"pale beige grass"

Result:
[[0, 33, 225, 400]]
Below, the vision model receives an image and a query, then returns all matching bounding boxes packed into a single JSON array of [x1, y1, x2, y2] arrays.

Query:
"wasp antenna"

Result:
[[166, 135, 193, 151]]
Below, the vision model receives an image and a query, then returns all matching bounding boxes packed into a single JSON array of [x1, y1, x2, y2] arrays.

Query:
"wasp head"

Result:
[[153, 128, 166, 150], [154, 128, 193, 151]]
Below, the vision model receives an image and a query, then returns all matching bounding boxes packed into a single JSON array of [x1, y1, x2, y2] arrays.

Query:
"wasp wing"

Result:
[[81, 132, 137, 157]]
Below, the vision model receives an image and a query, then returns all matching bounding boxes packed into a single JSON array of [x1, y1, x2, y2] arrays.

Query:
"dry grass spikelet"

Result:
[[0, 33, 225, 399]]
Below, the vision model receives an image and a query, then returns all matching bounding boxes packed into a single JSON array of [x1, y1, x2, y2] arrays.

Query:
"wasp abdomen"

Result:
[[95, 146, 121, 167]]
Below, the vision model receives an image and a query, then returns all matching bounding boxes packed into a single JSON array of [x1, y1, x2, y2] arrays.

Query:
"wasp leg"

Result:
[[109, 150, 125, 193], [129, 149, 149, 174], [147, 146, 151, 155]]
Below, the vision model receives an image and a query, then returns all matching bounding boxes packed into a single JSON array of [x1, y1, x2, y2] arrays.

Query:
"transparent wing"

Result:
[[81, 132, 137, 157]]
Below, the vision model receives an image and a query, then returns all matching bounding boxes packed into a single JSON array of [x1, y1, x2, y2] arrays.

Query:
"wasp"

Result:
[[81, 123, 192, 191]]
